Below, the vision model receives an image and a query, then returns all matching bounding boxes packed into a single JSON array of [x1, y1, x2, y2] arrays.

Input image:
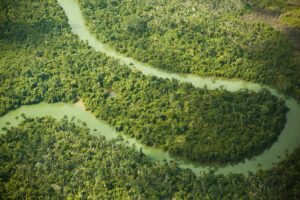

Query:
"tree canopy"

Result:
[[0, 0, 289, 163], [0, 117, 299, 199]]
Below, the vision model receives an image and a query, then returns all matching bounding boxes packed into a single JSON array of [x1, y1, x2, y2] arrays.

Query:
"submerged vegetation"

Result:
[[0, 117, 299, 199]]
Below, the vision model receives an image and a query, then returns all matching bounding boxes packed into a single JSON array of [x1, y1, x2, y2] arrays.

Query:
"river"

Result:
[[1, 0, 299, 175]]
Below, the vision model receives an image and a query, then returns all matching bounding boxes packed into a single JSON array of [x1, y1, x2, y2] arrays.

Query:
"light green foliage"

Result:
[[0, 0, 298, 197], [0, 117, 249, 199], [280, 8, 300, 28], [0, 117, 299, 199], [79, 0, 300, 100], [0, 0, 288, 163]]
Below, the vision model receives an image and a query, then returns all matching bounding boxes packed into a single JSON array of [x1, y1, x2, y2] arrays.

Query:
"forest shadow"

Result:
[[0, 19, 60, 45], [284, 28, 300, 50]]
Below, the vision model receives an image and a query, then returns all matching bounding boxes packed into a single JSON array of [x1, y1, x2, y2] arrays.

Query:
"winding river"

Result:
[[1, 0, 300, 175]]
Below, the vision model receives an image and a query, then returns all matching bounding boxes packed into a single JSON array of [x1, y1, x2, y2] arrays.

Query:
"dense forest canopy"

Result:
[[0, 117, 299, 199], [0, 0, 299, 198], [78, 0, 300, 100], [0, 0, 289, 163]]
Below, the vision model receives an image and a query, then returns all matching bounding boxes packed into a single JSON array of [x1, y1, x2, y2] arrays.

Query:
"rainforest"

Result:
[[0, 0, 299, 199]]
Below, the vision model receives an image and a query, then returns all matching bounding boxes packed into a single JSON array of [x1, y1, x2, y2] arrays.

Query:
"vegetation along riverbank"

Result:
[[0, 0, 299, 198], [0, 0, 288, 163]]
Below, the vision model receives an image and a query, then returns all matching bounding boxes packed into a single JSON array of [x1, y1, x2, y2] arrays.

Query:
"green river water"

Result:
[[0, 0, 299, 175]]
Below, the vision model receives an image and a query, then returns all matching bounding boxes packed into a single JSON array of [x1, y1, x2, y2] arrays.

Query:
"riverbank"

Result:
[[77, 0, 300, 101], [2, 116, 299, 199], [0, 0, 298, 174], [75, 99, 86, 110], [0, 0, 299, 198]]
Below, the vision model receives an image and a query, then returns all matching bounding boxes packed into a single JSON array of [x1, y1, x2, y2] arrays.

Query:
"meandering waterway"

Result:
[[1, 0, 299, 175]]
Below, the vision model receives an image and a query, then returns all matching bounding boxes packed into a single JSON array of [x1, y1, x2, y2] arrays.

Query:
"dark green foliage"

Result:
[[78, 0, 300, 100], [0, 0, 298, 199], [0, 0, 288, 163], [243, 0, 288, 11], [248, 148, 300, 199], [83, 74, 288, 163], [243, 0, 300, 29], [0, 117, 248, 199], [0, 117, 299, 199]]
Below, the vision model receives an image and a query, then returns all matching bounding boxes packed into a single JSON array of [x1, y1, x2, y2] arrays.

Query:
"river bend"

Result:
[[1, 0, 299, 175]]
